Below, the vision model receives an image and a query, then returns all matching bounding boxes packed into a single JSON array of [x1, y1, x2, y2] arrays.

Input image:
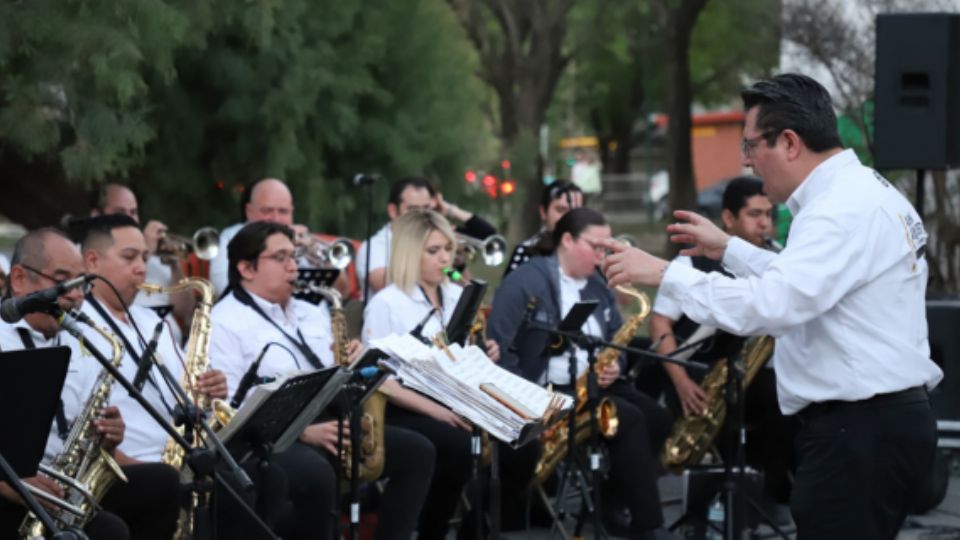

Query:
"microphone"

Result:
[[353, 173, 381, 186], [133, 321, 164, 392], [0, 274, 94, 323], [410, 307, 438, 345], [509, 297, 538, 353], [231, 343, 272, 408]]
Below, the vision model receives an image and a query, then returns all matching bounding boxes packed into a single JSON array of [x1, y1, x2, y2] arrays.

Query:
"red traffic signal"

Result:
[[500, 180, 516, 196], [501, 159, 511, 171], [481, 175, 497, 188], [465, 170, 477, 183]]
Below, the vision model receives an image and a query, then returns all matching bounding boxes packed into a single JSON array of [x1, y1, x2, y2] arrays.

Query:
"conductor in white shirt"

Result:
[[601, 73, 943, 539]]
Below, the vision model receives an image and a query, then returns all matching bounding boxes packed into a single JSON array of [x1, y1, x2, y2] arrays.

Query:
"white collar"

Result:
[[786, 149, 858, 215]]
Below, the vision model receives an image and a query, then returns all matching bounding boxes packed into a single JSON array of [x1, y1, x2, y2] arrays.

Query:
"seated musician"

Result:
[[356, 176, 497, 297], [209, 220, 434, 540], [0, 228, 179, 540], [650, 176, 795, 504], [362, 209, 538, 538], [486, 207, 675, 540], [74, 214, 334, 539]]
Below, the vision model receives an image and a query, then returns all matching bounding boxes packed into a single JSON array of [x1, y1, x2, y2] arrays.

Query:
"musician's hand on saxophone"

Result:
[[670, 372, 708, 417], [196, 369, 228, 400], [344, 338, 364, 365], [301, 420, 349, 455], [597, 362, 620, 388], [483, 339, 500, 362], [94, 406, 125, 451]]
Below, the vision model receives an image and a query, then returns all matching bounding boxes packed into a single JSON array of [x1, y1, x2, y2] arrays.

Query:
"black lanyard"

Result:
[[232, 287, 323, 370], [85, 294, 170, 405], [17, 327, 70, 441], [418, 284, 444, 317]]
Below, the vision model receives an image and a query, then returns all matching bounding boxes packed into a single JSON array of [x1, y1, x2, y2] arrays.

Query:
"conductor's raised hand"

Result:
[[599, 239, 669, 288], [667, 210, 731, 260]]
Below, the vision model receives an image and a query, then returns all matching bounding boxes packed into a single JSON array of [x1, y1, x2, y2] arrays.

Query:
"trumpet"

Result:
[[456, 234, 507, 266], [295, 237, 355, 269], [157, 227, 220, 261]]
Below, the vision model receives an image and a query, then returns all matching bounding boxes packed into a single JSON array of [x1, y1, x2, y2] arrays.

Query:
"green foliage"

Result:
[[0, 0, 493, 236]]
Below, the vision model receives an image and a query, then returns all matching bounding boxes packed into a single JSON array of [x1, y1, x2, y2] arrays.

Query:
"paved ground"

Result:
[[491, 458, 960, 540]]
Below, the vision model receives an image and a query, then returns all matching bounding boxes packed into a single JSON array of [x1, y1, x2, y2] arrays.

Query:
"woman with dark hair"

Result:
[[487, 207, 675, 539]]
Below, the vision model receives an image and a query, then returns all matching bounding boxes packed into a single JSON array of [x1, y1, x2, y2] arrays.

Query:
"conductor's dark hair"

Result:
[[741, 73, 842, 153]]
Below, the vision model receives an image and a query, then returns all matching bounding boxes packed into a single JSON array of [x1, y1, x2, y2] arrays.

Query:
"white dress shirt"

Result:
[[544, 269, 606, 385], [652, 255, 693, 321], [362, 282, 463, 346], [0, 320, 99, 463], [210, 222, 244, 296], [79, 299, 184, 461], [660, 149, 943, 414], [210, 289, 335, 403], [355, 224, 392, 291]]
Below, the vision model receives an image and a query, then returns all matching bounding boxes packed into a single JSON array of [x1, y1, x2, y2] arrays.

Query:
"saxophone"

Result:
[[313, 285, 386, 483], [139, 277, 231, 539], [662, 335, 775, 470], [533, 286, 651, 485], [20, 312, 129, 538]]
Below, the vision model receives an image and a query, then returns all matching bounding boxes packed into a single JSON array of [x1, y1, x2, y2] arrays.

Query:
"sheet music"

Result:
[[371, 334, 572, 445]]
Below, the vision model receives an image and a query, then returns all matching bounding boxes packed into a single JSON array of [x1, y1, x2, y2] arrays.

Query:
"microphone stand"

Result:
[[57, 315, 278, 540], [522, 318, 708, 539], [360, 175, 376, 306], [0, 452, 85, 539]]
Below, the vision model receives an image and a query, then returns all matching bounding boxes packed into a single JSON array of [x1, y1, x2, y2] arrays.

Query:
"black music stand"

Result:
[[0, 347, 83, 539], [320, 349, 392, 540], [293, 268, 341, 305], [445, 279, 487, 346]]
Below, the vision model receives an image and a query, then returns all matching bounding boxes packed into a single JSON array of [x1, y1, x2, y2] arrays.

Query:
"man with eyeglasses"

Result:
[[0, 228, 180, 540], [210, 221, 434, 540], [602, 73, 942, 539], [503, 179, 584, 277]]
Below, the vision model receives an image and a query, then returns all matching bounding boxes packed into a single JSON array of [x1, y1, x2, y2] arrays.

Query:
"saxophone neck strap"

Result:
[[232, 287, 323, 370]]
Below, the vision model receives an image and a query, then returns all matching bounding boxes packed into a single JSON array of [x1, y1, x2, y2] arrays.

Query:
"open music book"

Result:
[[370, 333, 573, 446]]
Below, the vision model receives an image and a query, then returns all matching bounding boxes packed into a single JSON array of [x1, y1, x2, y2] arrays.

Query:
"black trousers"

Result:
[[0, 462, 179, 540], [311, 424, 435, 540], [216, 441, 337, 540], [386, 405, 471, 540], [790, 388, 937, 540], [599, 380, 673, 534]]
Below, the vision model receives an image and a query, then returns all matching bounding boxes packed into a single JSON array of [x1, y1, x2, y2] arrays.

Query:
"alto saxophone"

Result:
[[312, 286, 387, 483], [138, 277, 232, 539], [662, 335, 775, 470], [20, 312, 129, 538], [533, 286, 651, 485]]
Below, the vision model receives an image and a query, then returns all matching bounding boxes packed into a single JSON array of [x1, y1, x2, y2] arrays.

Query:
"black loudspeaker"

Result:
[[926, 298, 960, 420], [875, 13, 960, 170]]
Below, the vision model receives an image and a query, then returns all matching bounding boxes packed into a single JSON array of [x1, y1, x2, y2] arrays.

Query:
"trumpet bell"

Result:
[[192, 227, 221, 260], [458, 234, 507, 266]]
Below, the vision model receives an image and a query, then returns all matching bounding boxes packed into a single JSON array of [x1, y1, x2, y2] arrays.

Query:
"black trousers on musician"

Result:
[[311, 424, 435, 540], [216, 441, 337, 540], [0, 462, 179, 540], [789, 387, 937, 540], [596, 380, 673, 534]]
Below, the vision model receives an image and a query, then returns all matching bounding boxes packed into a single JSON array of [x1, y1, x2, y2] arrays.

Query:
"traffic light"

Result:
[[481, 174, 496, 188], [464, 170, 477, 184], [500, 180, 516, 196]]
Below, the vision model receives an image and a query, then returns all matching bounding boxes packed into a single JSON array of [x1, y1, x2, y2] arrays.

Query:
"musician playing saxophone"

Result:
[[487, 208, 675, 539], [210, 221, 434, 540], [648, 177, 795, 505], [0, 228, 179, 540]]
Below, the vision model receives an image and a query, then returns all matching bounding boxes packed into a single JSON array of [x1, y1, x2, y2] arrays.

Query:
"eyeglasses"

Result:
[[258, 251, 298, 265], [20, 264, 91, 294], [578, 237, 609, 255], [740, 131, 779, 157]]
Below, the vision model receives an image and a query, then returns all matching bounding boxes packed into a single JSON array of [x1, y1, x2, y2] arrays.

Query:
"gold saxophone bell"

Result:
[[158, 227, 220, 261], [456, 234, 507, 266]]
